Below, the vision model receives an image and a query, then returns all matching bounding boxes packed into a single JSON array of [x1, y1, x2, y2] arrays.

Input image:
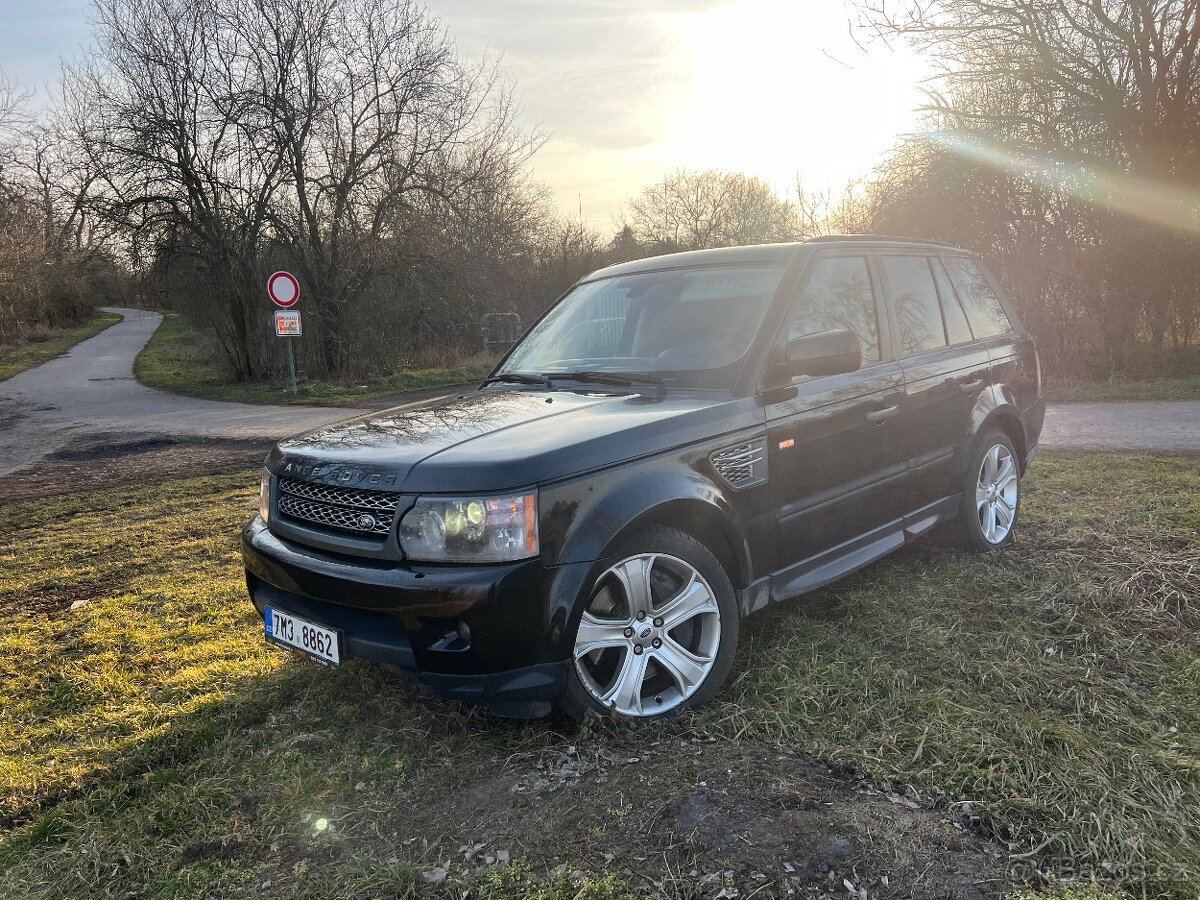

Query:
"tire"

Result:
[[946, 428, 1022, 551], [560, 525, 740, 722]]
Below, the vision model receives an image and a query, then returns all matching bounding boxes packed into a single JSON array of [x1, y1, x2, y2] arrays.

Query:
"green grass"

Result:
[[134, 312, 497, 406], [1045, 376, 1200, 402], [1, 455, 1198, 897], [0, 311, 121, 381]]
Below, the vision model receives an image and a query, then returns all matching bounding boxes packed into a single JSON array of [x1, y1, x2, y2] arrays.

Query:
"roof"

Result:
[[581, 235, 972, 282], [582, 243, 802, 282]]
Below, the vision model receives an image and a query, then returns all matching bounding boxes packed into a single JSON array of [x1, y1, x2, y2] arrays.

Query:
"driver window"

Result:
[[787, 256, 880, 362]]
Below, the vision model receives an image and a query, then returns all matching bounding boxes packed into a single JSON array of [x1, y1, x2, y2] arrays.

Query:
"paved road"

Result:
[[2, 308, 1197, 477], [0, 308, 362, 477], [1041, 400, 1200, 453]]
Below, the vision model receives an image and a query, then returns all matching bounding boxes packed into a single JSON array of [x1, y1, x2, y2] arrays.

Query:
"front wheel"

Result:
[[561, 526, 739, 722], [948, 429, 1022, 551]]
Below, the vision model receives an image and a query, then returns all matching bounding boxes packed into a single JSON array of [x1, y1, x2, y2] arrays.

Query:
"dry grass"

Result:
[[0, 453, 1196, 898], [0, 311, 121, 381], [134, 312, 498, 407]]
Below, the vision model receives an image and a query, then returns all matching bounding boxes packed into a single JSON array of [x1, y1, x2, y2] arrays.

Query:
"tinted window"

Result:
[[788, 256, 880, 362], [880, 255, 947, 356], [930, 257, 974, 344], [943, 257, 1013, 338], [501, 264, 787, 380]]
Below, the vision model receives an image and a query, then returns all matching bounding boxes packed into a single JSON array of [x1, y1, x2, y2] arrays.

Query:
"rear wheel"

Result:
[[561, 526, 739, 721], [947, 429, 1022, 551]]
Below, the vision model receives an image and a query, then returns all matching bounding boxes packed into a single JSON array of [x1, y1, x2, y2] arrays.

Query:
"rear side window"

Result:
[[788, 256, 881, 362], [879, 255, 947, 356], [943, 257, 1013, 338], [930, 257, 974, 344]]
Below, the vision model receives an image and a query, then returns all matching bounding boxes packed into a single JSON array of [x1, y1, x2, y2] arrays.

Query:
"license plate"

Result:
[[264, 607, 340, 667]]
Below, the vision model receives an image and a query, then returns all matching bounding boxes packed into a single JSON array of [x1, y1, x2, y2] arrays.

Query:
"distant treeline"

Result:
[[1, 0, 1197, 383]]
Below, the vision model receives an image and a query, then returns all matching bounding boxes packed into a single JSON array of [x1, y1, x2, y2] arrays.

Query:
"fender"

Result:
[[962, 383, 1028, 475], [538, 457, 759, 647], [542, 459, 749, 568]]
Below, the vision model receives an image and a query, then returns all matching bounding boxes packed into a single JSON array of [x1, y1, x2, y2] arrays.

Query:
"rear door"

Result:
[[877, 253, 992, 509], [761, 251, 910, 576], [942, 255, 1040, 415]]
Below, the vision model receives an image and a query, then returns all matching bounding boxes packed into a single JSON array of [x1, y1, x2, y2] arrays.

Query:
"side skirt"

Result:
[[765, 494, 961, 607]]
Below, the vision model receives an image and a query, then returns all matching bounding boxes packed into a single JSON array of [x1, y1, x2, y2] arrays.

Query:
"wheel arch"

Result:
[[969, 385, 1029, 473], [621, 499, 752, 592], [542, 466, 753, 590]]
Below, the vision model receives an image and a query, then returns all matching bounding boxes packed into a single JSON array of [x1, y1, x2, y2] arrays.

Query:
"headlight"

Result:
[[259, 470, 272, 523], [399, 492, 538, 562]]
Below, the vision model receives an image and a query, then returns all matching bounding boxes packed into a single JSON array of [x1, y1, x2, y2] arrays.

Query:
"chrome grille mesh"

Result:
[[278, 479, 398, 511], [277, 479, 399, 536], [711, 439, 767, 489]]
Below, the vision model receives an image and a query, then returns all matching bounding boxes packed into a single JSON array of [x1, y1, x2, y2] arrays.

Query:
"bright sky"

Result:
[[0, 0, 934, 229]]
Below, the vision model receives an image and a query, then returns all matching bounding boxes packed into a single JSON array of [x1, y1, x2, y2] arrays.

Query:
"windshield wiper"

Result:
[[480, 371, 552, 390], [549, 370, 667, 400]]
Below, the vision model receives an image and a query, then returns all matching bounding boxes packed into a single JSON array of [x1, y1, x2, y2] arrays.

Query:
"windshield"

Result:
[[499, 264, 786, 385]]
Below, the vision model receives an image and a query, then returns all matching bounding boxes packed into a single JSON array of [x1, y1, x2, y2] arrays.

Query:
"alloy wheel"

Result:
[[976, 443, 1019, 544], [572, 552, 722, 717]]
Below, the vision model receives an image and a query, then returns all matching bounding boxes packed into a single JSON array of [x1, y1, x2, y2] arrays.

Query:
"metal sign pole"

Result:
[[286, 336, 298, 395]]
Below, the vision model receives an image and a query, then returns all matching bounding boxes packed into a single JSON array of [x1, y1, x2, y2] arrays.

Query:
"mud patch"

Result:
[[0, 432, 265, 504], [50, 437, 178, 461], [377, 732, 1013, 898]]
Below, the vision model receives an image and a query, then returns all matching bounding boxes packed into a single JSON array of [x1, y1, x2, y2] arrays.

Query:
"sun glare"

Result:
[[660, 0, 932, 197]]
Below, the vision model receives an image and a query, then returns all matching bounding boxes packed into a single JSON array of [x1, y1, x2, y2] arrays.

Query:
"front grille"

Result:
[[278, 479, 398, 511], [711, 438, 768, 489], [277, 479, 399, 536]]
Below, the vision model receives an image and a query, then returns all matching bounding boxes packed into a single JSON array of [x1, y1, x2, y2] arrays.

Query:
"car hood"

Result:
[[268, 388, 763, 493]]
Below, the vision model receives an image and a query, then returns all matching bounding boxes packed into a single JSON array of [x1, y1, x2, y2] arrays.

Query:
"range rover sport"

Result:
[[242, 236, 1044, 720]]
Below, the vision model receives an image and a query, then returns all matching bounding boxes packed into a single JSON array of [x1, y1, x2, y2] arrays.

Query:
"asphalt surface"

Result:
[[0, 308, 362, 477], [1, 308, 1197, 478], [1040, 400, 1200, 453]]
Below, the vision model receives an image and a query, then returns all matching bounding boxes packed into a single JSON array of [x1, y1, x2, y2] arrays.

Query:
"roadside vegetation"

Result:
[[1, 452, 1196, 899], [0, 310, 119, 382], [1044, 376, 1200, 403], [134, 312, 496, 407]]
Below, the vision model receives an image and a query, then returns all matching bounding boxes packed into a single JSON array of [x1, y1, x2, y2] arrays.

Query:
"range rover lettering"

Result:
[[242, 236, 1044, 720]]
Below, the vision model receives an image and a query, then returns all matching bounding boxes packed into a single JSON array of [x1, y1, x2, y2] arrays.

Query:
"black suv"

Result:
[[243, 237, 1044, 720]]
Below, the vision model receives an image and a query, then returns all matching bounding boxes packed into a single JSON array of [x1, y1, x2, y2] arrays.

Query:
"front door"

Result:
[[761, 252, 911, 583]]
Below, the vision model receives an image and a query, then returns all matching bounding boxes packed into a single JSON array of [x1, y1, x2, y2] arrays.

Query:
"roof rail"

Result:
[[805, 234, 963, 249]]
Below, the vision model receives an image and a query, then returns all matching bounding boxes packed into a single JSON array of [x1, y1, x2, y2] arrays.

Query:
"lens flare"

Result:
[[931, 131, 1200, 237]]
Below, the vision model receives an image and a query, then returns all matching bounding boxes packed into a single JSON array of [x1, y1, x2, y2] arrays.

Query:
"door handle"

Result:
[[958, 379, 985, 394], [866, 405, 900, 424]]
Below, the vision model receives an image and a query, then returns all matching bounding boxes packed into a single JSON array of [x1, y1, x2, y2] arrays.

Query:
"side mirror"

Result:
[[776, 328, 862, 378]]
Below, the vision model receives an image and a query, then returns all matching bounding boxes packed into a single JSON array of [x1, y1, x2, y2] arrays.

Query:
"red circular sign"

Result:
[[267, 271, 300, 308]]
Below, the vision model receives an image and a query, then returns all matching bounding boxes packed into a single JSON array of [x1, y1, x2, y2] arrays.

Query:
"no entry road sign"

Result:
[[267, 271, 300, 308]]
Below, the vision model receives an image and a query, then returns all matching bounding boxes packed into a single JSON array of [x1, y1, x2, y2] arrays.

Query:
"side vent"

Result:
[[710, 438, 768, 490]]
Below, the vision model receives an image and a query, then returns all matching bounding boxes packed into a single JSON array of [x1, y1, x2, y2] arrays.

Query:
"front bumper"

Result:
[[241, 517, 592, 705]]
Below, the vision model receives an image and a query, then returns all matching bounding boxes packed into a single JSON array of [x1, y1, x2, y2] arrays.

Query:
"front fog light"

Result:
[[399, 492, 538, 562], [259, 470, 272, 523]]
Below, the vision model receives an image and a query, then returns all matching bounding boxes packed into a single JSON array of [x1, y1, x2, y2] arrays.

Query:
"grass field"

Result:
[[134, 313, 497, 407], [0, 454, 1197, 898], [0, 311, 121, 382], [1044, 376, 1200, 402]]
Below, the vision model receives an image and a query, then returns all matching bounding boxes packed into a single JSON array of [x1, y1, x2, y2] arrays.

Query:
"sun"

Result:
[[657, 0, 933, 195]]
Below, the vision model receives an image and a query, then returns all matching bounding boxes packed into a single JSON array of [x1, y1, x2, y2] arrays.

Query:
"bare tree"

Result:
[[625, 169, 800, 252], [64, 0, 542, 380], [860, 0, 1200, 376]]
